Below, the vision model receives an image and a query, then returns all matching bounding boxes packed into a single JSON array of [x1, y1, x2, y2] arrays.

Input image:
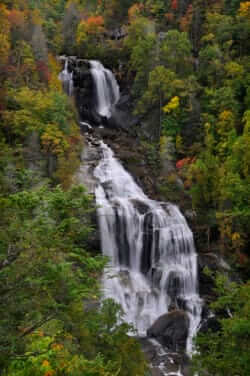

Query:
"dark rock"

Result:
[[147, 310, 190, 351], [106, 106, 138, 131], [199, 315, 221, 334], [130, 199, 150, 214], [165, 271, 183, 301], [79, 121, 93, 133], [106, 26, 127, 40]]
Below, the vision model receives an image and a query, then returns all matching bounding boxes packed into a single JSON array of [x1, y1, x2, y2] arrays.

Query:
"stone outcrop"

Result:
[[147, 310, 190, 351]]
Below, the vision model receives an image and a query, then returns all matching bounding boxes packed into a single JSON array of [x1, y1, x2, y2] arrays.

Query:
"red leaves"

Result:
[[171, 0, 178, 11]]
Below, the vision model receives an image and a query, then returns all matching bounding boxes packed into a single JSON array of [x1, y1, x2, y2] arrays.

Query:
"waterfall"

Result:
[[59, 58, 202, 358], [59, 58, 74, 96], [94, 143, 202, 354], [90, 60, 120, 118]]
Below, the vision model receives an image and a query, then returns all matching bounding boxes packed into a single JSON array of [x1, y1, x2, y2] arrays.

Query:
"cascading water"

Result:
[[59, 58, 202, 368], [94, 143, 202, 355], [89, 60, 120, 118], [59, 58, 74, 96]]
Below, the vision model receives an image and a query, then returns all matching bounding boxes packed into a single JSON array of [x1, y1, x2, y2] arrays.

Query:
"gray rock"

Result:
[[147, 310, 190, 351]]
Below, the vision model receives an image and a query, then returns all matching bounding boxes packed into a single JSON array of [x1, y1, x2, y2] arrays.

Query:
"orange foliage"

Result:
[[44, 372, 54, 376], [86, 15, 104, 34], [42, 360, 50, 368], [8, 9, 26, 27], [69, 135, 80, 145], [128, 3, 144, 21], [176, 157, 195, 169], [180, 5, 193, 31], [51, 343, 64, 351], [165, 12, 174, 22]]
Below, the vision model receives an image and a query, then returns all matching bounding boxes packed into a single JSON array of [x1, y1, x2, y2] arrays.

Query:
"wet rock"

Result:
[[165, 272, 182, 301], [147, 310, 190, 351], [130, 199, 150, 214], [139, 337, 191, 376]]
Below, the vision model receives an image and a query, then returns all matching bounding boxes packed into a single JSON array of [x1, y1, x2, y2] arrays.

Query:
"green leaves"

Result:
[[193, 278, 250, 376]]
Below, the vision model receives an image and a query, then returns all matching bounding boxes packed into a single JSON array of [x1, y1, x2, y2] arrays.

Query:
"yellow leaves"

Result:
[[76, 21, 88, 45], [217, 110, 235, 139], [0, 33, 10, 65], [232, 232, 241, 242], [128, 3, 144, 21], [238, 1, 250, 19], [163, 96, 180, 113], [41, 124, 70, 155], [219, 110, 233, 122], [225, 61, 244, 78], [42, 360, 50, 368], [48, 54, 63, 91], [0, 4, 10, 65], [42, 360, 55, 376], [202, 32, 215, 43]]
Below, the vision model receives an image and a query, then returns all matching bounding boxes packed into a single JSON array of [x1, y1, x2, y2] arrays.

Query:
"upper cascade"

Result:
[[89, 60, 120, 118], [94, 142, 202, 355], [59, 58, 74, 96], [59, 57, 120, 122]]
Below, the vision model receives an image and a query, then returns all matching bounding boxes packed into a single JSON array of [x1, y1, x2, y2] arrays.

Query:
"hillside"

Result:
[[0, 0, 249, 375]]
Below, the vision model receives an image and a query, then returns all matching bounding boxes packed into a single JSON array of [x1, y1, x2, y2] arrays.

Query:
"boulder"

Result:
[[147, 310, 190, 351]]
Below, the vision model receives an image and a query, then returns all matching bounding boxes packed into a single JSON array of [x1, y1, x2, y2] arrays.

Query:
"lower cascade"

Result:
[[94, 142, 202, 355]]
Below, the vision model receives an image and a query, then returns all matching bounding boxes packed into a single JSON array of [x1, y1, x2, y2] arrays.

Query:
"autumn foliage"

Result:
[[176, 157, 195, 169], [85, 15, 104, 34], [171, 0, 178, 11]]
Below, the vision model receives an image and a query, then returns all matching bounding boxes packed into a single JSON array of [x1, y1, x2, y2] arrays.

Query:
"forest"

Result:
[[0, 0, 249, 375]]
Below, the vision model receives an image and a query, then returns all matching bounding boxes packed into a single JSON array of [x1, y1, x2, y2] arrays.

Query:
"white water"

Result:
[[94, 143, 202, 354], [59, 57, 202, 359], [90, 60, 120, 118], [59, 58, 74, 96]]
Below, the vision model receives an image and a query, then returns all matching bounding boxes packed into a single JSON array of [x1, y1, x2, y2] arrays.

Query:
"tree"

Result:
[[31, 24, 48, 63], [0, 4, 10, 68], [160, 30, 192, 76], [0, 186, 147, 375], [193, 276, 250, 376], [62, 1, 80, 54], [0, 185, 101, 368]]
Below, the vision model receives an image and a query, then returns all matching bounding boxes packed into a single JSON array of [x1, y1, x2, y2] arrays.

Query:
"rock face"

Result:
[[147, 310, 190, 351], [105, 95, 139, 131], [199, 315, 221, 334], [60, 56, 137, 131]]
